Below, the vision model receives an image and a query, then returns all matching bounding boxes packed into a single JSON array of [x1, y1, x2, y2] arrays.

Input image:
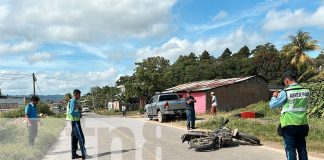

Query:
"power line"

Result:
[[0, 64, 30, 74], [35, 76, 70, 93], [0, 75, 30, 81], [36, 80, 42, 95], [0, 73, 30, 76]]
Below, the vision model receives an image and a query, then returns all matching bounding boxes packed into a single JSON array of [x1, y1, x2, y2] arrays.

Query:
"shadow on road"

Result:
[[92, 149, 136, 158], [47, 147, 94, 155], [192, 141, 262, 152]]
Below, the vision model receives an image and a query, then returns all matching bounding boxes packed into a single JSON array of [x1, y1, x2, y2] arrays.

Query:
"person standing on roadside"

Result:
[[25, 95, 42, 146], [122, 105, 127, 117], [269, 70, 310, 160], [66, 89, 87, 159], [186, 90, 196, 130], [210, 92, 217, 118]]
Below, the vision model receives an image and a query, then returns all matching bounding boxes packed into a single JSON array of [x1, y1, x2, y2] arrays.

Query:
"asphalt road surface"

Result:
[[44, 113, 320, 160]]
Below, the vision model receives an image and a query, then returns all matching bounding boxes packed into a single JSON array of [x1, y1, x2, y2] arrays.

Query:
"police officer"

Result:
[[25, 95, 41, 145], [66, 89, 86, 159], [186, 90, 196, 130], [269, 70, 310, 160]]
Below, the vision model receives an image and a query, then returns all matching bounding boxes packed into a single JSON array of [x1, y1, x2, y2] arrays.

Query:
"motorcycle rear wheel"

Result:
[[236, 132, 260, 145], [189, 137, 216, 150]]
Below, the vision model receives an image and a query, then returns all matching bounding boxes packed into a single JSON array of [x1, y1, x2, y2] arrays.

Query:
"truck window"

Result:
[[159, 94, 179, 101], [153, 97, 158, 103], [148, 97, 154, 104]]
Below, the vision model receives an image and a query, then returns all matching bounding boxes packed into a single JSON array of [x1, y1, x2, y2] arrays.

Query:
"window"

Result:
[[159, 94, 179, 101]]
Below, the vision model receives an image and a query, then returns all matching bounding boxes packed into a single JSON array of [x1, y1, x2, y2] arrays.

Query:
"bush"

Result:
[[138, 107, 145, 114], [37, 102, 54, 116], [303, 82, 324, 118], [0, 107, 25, 118]]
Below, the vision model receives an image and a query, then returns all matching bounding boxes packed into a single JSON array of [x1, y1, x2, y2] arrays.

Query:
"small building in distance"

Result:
[[165, 75, 269, 114], [0, 95, 26, 112]]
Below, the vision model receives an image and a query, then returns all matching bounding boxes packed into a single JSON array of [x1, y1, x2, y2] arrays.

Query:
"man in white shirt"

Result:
[[211, 92, 217, 118]]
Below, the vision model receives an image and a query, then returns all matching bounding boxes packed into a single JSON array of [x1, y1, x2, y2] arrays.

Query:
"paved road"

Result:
[[44, 113, 319, 160]]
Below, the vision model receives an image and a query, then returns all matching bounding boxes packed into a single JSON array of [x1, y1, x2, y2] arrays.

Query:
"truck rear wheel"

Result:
[[158, 111, 165, 123]]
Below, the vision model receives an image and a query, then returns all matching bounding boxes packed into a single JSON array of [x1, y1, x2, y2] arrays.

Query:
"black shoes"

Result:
[[72, 154, 82, 159]]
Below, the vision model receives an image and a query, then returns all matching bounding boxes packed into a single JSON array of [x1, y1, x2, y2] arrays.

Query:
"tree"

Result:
[[252, 43, 282, 81], [251, 43, 278, 57], [199, 50, 212, 60], [64, 93, 72, 102], [287, 31, 320, 81], [219, 48, 232, 60], [116, 75, 132, 86], [133, 56, 171, 102], [233, 45, 251, 58], [315, 52, 324, 71]]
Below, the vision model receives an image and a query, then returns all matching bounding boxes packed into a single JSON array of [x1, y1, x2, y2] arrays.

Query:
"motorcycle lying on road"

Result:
[[181, 117, 260, 151]]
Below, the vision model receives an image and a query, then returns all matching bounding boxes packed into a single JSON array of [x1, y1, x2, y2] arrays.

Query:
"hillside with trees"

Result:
[[83, 31, 323, 115]]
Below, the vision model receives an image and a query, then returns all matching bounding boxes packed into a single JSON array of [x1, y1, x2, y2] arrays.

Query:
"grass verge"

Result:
[[0, 118, 66, 160], [196, 101, 324, 153]]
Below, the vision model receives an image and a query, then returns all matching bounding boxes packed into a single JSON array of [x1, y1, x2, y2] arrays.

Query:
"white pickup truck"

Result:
[[144, 93, 187, 123]]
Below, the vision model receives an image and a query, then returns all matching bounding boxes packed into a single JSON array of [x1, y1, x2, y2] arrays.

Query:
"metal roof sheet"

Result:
[[166, 76, 256, 92]]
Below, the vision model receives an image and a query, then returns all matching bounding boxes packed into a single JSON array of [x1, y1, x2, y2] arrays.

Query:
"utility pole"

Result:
[[32, 73, 36, 95]]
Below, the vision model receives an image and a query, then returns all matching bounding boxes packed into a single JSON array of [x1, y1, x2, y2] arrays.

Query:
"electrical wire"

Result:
[[35, 75, 70, 93], [0, 75, 30, 81], [36, 80, 42, 95]]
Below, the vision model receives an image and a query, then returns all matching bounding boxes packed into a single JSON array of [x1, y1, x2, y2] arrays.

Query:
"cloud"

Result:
[[188, 0, 288, 32], [0, 41, 37, 55], [0, 0, 176, 43], [136, 27, 264, 62], [24, 52, 54, 64], [213, 10, 228, 21], [0, 68, 120, 95], [263, 6, 324, 31]]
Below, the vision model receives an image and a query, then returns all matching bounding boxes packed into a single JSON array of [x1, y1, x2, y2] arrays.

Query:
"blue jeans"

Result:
[[283, 125, 309, 160], [186, 109, 195, 129], [71, 121, 86, 156]]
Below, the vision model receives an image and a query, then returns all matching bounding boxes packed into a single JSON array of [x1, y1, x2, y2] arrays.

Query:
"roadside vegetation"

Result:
[[197, 82, 324, 153], [0, 118, 65, 160], [0, 101, 67, 159]]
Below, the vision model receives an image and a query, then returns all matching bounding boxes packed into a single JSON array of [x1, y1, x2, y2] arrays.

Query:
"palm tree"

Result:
[[287, 31, 320, 82]]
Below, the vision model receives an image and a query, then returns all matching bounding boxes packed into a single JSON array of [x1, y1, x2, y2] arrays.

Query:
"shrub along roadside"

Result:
[[197, 101, 324, 153], [304, 82, 324, 118], [0, 102, 63, 118], [0, 118, 66, 160]]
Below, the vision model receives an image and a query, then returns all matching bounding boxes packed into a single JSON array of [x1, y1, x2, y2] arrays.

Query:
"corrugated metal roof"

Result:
[[166, 76, 256, 92]]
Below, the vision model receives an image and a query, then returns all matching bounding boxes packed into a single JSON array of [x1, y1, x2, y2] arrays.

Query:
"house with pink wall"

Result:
[[165, 75, 268, 114]]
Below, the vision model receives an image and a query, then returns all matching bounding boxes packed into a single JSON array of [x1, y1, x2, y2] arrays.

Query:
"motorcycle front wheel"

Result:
[[236, 132, 260, 145], [189, 137, 216, 150]]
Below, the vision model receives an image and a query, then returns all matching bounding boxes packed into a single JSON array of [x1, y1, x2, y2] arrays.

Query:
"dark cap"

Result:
[[187, 90, 192, 94], [31, 95, 40, 101], [73, 89, 81, 95], [282, 70, 297, 79]]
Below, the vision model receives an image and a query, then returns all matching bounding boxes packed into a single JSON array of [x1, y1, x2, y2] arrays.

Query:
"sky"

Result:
[[0, 0, 323, 95]]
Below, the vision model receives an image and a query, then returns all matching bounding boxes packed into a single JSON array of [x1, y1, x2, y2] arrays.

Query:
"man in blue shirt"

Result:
[[25, 95, 40, 145], [269, 70, 309, 160], [66, 89, 87, 159]]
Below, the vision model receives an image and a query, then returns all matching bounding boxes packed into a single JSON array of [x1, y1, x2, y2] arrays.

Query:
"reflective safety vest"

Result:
[[66, 99, 80, 121], [280, 84, 310, 127]]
